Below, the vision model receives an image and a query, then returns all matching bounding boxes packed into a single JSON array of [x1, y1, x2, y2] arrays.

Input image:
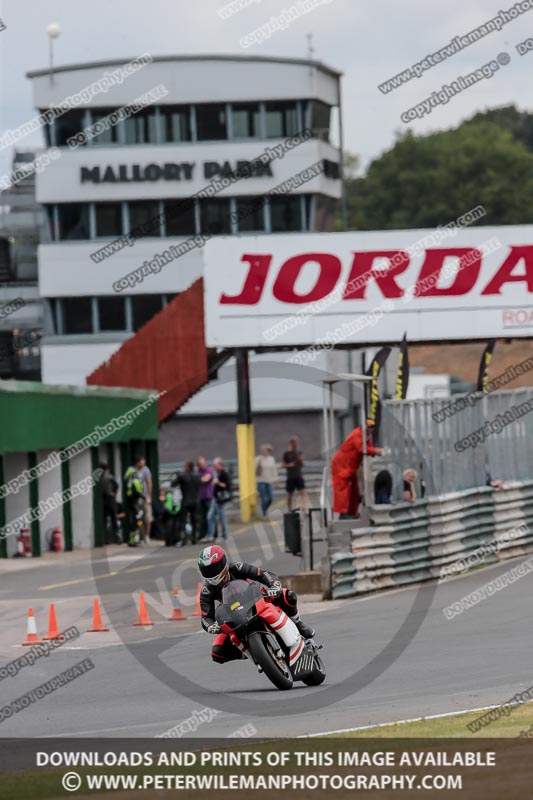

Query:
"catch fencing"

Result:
[[325, 480, 533, 599], [376, 388, 533, 499]]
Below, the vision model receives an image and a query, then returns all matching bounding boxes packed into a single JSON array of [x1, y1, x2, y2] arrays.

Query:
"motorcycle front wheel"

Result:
[[248, 632, 293, 691]]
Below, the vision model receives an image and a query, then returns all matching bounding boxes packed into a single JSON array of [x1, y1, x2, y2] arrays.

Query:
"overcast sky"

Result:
[[0, 0, 531, 175]]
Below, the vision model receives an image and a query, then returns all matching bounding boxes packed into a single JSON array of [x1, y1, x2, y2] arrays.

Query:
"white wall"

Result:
[[36, 448, 63, 554], [41, 341, 124, 384], [39, 239, 203, 297], [30, 57, 339, 110], [4, 452, 30, 557], [406, 373, 451, 400], [69, 450, 95, 549]]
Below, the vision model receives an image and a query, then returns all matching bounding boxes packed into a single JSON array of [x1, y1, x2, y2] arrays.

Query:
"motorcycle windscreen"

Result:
[[216, 580, 263, 627]]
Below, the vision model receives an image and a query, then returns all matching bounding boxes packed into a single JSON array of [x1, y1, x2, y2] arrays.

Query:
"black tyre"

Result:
[[301, 654, 326, 686], [248, 632, 293, 691]]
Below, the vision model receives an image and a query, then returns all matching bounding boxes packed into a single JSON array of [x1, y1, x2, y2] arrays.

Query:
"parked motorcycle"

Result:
[[215, 579, 326, 691]]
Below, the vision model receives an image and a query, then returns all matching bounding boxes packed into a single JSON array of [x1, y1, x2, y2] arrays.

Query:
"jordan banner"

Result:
[[395, 333, 410, 400]]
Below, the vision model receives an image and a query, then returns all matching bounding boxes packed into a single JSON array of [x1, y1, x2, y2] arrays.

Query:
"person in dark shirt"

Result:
[[213, 457, 231, 540], [402, 468, 417, 503], [281, 436, 306, 511], [171, 461, 201, 545]]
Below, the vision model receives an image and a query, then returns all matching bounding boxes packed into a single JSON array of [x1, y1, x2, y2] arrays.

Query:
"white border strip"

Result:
[[300, 704, 502, 737]]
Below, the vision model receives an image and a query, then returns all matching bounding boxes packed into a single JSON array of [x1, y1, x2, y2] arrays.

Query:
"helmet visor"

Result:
[[205, 564, 229, 586]]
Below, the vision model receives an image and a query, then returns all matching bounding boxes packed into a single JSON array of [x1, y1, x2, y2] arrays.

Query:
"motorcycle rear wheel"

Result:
[[248, 632, 293, 691]]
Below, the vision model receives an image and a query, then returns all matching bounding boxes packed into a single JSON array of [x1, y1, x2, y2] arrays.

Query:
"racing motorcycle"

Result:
[[215, 579, 326, 691]]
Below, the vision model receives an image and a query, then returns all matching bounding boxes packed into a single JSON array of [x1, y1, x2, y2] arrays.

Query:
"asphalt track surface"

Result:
[[0, 514, 531, 739]]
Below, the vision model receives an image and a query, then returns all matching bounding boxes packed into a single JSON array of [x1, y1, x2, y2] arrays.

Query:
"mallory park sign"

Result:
[[80, 160, 273, 184]]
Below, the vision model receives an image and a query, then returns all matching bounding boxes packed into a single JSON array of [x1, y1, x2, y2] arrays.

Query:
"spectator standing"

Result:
[[124, 456, 145, 546], [402, 468, 417, 503], [213, 457, 232, 540], [282, 436, 306, 511], [137, 456, 153, 541], [172, 462, 201, 545], [255, 444, 278, 517], [151, 487, 167, 541], [331, 421, 382, 518], [163, 485, 182, 546], [100, 463, 120, 544], [197, 456, 216, 542]]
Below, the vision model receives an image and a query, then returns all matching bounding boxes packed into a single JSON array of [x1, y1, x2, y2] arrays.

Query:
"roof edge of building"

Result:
[[26, 53, 342, 80], [0, 378, 156, 402]]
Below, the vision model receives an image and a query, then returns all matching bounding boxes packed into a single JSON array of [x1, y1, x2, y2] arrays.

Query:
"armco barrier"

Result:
[[325, 481, 533, 599]]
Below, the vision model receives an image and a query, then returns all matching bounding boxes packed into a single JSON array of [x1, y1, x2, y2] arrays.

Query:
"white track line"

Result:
[[300, 705, 502, 737]]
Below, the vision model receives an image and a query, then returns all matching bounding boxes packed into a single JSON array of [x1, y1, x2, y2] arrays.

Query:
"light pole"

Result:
[[47, 23, 61, 85]]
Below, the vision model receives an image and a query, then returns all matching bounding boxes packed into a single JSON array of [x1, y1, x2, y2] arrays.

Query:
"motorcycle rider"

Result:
[[197, 545, 315, 664]]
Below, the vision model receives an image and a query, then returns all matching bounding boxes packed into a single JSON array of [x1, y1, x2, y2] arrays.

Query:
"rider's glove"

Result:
[[207, 623, 220, 635], [266, 581, 283, 598]]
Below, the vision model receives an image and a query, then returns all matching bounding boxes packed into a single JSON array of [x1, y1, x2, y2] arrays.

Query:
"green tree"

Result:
[[346, 117, 533, 230]]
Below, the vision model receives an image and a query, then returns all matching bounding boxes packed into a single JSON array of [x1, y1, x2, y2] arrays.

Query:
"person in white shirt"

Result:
[[255, 444, 278, 518]]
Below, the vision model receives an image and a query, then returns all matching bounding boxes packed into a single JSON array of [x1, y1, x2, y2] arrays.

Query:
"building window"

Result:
[[161, 106, 191, 142], [311, 101, 331, 141], [131, 294, 164, 331], [90, 109, 121, 144], [97, 296, 126, 331], [47, 207, 56, 241], [57, 204, 90, 240], [200, 198, 231, 235], [54, 110, 86, 147], [123, 107, 158, 144], [269, 196, 302, 232], [313, 195, 339, 232], [236, 196, 265, 232], [265, 101, 299, 138], [95, 203, 123, 237], [196, 104, 227, 141], [164, 199, 196, 236], [128, 201, 161, 238], [62, 297, 93, 334], [231, 103, 261, 139]]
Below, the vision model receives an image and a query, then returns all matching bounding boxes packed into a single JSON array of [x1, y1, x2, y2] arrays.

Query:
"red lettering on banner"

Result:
[[414, 248, 482, 296], [272, 253, 342, 303], [219, 254, 271, 304], [343, 251, 410, 299], [482, 246, 533, 295]]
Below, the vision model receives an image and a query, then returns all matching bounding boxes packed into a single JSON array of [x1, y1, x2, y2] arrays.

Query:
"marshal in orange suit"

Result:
[[331, 420, 382, 516]]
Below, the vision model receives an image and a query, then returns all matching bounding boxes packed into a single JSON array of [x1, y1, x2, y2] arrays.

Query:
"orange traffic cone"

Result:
[[168, 588, 187, 621], [133, 591, 154, 626], [191, 583, 203, 617], [43, 603, 64, 641], [22, 608, 43, 646], [87, 598, 110, 632]]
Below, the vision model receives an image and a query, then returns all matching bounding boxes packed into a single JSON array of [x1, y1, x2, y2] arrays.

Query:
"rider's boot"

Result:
[[293, 614, 315, 639]]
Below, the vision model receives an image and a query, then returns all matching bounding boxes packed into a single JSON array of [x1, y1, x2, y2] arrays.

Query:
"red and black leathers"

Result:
[[199, 561, 300, 663]]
